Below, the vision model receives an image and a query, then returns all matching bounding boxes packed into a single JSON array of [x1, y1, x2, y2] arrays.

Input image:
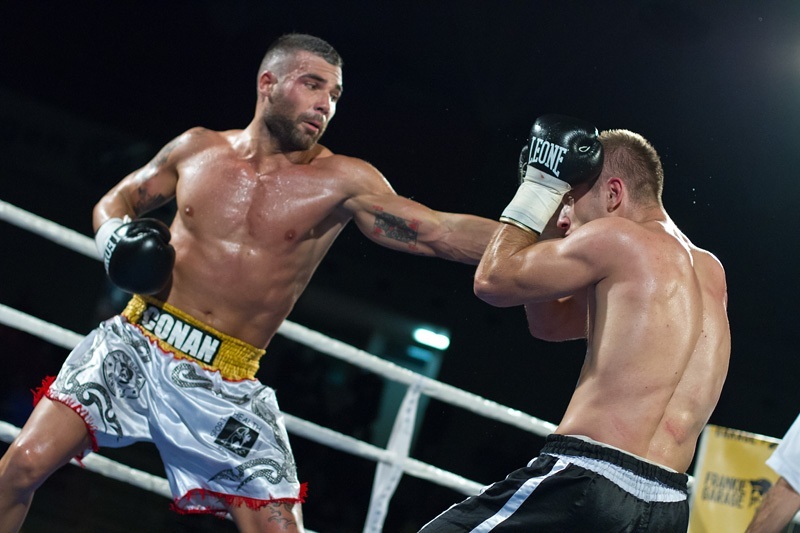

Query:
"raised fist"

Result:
[[502, 114, 604, 234]]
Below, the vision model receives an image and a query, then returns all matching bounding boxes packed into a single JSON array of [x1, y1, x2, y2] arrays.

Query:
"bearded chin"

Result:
[[265, 114, 319, 152]]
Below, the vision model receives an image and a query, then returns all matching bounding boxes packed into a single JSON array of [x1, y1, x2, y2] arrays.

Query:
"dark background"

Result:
[[1, 1, 799, 531]]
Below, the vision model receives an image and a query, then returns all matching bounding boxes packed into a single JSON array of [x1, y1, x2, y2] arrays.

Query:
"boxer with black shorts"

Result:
[[421, 118, 730, 531]]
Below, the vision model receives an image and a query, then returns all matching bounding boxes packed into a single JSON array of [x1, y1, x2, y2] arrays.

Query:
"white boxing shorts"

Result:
[[42, 295, 306, 516]]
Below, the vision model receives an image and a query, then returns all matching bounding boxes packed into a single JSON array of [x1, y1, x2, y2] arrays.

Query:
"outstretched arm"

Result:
[[347, 192, 498, 264], [340, 158, 498, 264]]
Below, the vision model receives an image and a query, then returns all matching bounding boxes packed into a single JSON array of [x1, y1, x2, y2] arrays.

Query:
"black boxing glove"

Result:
[[501, 114, 604, 234], [95, 217, 175, 294]]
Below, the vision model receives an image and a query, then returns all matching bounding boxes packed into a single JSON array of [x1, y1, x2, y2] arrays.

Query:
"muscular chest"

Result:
[[175, 156, 346, 243]]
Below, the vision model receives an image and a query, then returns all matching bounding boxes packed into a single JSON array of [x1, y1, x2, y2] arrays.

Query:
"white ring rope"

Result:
[[3, 199, 732, 530], [0, 297, 485, 497], [0, 420, 172, 498], [0, 198, 97, 259], [0, 198, 551, 531], [0, 198, 556, 437], [276, 319, 557, 436]]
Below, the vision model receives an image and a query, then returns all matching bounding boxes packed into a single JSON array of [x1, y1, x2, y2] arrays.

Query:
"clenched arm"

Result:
[[92, 130, 195, 230], [473, 221, 605, 341]]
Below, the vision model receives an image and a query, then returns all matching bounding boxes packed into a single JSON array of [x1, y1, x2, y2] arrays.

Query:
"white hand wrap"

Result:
[[94, 217, 125, 262], [499, 168, 571, 234]]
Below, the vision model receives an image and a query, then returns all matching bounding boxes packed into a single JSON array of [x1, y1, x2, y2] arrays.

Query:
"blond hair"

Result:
[[599, 129, 664, 205]]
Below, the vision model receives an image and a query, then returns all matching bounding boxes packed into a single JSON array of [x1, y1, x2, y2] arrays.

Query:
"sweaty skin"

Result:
[[475, 173, 730, 474], [0, 47, 497, 533], [93, 51, 496, 349]]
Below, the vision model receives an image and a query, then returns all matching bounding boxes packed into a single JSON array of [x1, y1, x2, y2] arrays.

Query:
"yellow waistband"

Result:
[[121, 295, 264, 381]]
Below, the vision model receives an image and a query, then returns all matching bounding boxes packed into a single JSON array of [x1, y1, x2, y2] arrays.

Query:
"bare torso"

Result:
[[95, 123, 496, 349], [156, 129, 387, 347], [554, 218, 730, 472]]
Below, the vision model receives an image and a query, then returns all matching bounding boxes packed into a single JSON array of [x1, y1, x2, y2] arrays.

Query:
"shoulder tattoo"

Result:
[[148, 138, 179, 170], [131, 138, 180, 214]]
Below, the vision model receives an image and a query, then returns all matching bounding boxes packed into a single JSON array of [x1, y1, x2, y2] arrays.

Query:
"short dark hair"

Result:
[[599, 129, 664, 205], [259, 33, 342, 73]]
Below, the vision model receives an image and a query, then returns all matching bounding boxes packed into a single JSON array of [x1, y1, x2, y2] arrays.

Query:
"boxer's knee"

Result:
[[0, 439, 52, 494], [0, 400, 91, 493]]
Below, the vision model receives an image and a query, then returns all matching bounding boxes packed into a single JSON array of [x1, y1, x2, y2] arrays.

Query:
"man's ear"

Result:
[[258, 70, 277, 97], [606, 177, 624, 212]]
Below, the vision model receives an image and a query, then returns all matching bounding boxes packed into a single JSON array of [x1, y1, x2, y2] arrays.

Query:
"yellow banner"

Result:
[[689, 424, 781, 532]]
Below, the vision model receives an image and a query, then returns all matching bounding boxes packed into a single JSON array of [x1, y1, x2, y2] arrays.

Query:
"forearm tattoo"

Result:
[[372, 207, 419, 249]]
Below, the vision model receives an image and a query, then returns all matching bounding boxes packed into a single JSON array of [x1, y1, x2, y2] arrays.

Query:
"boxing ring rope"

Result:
[[0, 198, 556, 531], [22, 198, 800, 530], [0, 419, 172, 498], [26, 199, 793, 530]]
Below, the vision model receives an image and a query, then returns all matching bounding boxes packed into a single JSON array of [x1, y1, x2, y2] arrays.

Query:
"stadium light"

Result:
[[412, 327, 450, 350]]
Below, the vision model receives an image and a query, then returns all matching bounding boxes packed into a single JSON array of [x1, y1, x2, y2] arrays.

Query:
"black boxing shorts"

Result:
[[419, 434, 688, 532]]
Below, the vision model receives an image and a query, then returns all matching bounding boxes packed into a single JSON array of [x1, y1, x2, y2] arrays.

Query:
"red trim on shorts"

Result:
[[170, 483, 308, 518], [33, 377, 100, 461], [31, 375, 56, 406]]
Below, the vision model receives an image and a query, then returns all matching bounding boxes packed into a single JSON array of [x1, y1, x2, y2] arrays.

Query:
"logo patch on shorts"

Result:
[[102, 350, 146, 398], [214, 416, 259, 458]]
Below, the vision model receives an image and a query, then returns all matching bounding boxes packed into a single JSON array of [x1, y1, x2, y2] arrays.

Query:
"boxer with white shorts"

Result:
[[44, 295, 302, 516], [0, 33, 498, 532]]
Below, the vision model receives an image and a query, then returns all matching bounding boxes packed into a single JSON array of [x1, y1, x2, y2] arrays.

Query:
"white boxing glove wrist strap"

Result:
[[499, 173, 571, 234], [94, 217, 125, 261]]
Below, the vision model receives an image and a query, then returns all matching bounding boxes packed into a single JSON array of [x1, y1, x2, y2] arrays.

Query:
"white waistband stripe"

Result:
[[546, 453, 686, 503]]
